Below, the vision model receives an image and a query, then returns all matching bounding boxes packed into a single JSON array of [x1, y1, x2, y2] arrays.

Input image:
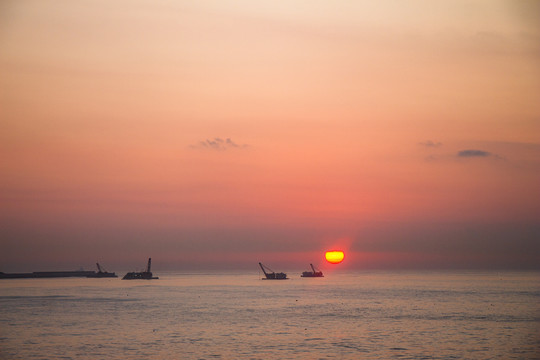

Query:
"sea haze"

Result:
[[1, 271, 539, 359]]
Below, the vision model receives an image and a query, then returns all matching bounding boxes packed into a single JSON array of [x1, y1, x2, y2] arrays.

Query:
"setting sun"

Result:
[[325, 251, 345, 264]]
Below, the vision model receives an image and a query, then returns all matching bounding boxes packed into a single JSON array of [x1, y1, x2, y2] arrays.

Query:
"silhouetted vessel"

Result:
[[301, 263, 323, 277], [122, 258, 158, 280], [86, 263, 117, 278], [259, 262, 288, 280]]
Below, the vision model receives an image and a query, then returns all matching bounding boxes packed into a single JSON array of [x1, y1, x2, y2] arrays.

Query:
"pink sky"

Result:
[[1, 0, 539, 271]]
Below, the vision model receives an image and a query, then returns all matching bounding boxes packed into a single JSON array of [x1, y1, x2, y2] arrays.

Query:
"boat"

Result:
[[301, 263, 323, 277], [122, 258, 158, 280], [259, 262, 288, 280], [86, 263, 117, 278]]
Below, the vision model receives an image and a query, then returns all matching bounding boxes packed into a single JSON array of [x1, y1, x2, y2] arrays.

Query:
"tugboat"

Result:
[[86, 263, 117, 278], [122, 258, 158, 280], [259, 262, 288, 280], [301, 263, 323, 277]]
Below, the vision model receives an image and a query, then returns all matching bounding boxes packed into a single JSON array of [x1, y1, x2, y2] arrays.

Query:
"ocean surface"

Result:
[[1, 270, 539, 359]]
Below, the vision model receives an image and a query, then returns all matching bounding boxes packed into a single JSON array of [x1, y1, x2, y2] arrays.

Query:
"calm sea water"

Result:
[[1, 271, 539, 359]]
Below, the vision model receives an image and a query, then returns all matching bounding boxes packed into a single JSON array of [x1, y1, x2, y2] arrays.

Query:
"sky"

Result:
[[1, 0, 539, 272]]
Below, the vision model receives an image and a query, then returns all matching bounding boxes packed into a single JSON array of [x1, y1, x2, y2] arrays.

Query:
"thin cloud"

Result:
[[457, 149, 505, 160], [424, 148, 504, 162], [419, 140, 442, 147], [457, 149, 492, 157], [190, 138, 249, 151]]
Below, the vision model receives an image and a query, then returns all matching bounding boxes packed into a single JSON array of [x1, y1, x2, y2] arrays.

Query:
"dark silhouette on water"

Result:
[[86, 263, 117, 278], [259, 262, 288, 280], [0, 270, 96, 279], [122, 258, 158, 280], [0, 261, 119, 279], [301, 263, 324, 277]]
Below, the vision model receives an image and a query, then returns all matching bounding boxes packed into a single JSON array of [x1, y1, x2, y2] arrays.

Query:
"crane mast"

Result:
[[258, 262, 270, 276]]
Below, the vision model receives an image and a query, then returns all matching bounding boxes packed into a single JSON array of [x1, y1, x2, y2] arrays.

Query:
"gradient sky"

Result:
[[1, 0, 539, 271]]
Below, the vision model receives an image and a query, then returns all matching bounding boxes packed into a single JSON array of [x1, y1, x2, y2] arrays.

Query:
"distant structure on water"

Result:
[[0, 270, 95, 279], [301, 264, 323, 277], [259, 262, 288, 280], [0, 261, 117, 279], [122, 258, 158, 280], [86, 263, 117, 278]]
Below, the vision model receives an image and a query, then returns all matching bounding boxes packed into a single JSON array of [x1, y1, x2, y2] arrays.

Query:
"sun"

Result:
[[325, 250, 345, 264]]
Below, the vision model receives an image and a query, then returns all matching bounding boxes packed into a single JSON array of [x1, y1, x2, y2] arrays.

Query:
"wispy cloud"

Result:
[[456, 149, 505, 160], [424, 148, 505, 162], [419, 140, 442, 147], [190, 138, 249, 151], [457, 149, 492, 157]]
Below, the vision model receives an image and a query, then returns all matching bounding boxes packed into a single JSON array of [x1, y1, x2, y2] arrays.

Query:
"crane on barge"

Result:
[[259, 262, 288, 280], [87, 262, 117, 278], [301, 263, 323, 277], [122, 258, 158, 280]]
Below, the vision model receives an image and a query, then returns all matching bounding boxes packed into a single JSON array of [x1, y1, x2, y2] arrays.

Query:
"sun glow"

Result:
[[325, 251, 345, 264]]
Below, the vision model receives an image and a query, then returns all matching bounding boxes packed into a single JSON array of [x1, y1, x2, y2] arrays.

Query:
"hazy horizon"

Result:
[[1, 0, 539, 272]]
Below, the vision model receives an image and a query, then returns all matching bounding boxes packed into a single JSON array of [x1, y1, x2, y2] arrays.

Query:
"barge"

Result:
[[259, 262, 288, 280], [122, 258, 158, 280]]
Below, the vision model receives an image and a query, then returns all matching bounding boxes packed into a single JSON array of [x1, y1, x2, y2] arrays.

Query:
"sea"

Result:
[[1, 270, 539, 359]]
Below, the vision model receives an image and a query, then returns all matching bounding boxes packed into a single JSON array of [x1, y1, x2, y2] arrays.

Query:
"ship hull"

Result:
[[87, 272, 118, 278], [122, 271, 158, 280], [301, 272, 324, 277]]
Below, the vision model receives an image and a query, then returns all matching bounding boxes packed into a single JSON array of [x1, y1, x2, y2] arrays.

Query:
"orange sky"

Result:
[[1, 0, 539, 271]]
